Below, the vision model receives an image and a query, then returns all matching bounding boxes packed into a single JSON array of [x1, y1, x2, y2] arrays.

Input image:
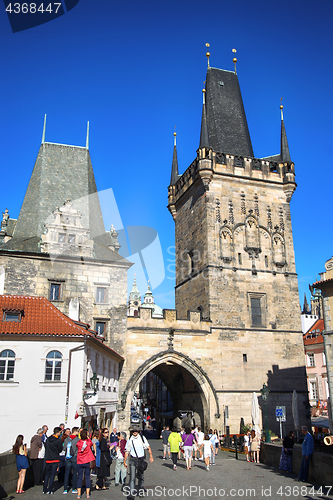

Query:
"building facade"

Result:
[[0, 295, 123, 453]]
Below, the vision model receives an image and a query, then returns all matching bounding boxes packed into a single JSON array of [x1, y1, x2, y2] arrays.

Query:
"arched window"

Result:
[[0, 349, 15, 381], [45, 351, 62, 381]]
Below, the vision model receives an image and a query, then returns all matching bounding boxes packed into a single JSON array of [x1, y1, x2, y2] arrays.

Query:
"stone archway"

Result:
[[119, 350, 220, 431]]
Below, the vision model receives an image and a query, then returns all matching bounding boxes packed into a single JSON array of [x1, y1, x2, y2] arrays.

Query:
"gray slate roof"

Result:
[[205, 67, 254, 157], [2, 142, 128, 264]]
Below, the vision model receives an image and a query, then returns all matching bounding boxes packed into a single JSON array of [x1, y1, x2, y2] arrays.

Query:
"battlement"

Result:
[[168, 150, 295, 215], [127, 307, 211, 334]]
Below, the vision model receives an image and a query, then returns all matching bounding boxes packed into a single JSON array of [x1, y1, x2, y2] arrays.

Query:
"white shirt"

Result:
[[125, 434, 149, 458], [197, 431, 204, 444]]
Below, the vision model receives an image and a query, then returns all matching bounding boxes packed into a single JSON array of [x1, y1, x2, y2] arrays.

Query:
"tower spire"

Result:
[[170, 128, 179, 185], [86, 121, 89, 149], [41, 114, 47, 144], [280, 99, 291, 162], [199, 86, 209, 149]]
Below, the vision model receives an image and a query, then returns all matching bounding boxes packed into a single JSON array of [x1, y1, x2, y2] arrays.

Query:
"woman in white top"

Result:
[[199, 435, 215, 471], [244, 431, 251, 462]]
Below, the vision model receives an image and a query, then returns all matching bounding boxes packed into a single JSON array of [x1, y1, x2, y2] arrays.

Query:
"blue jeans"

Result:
[[77, 463, 91, 489], [43, 462, 59, 493], [298, 454, 311, 481], [64, 457, 77, 491], [128, 456, 144, 498]]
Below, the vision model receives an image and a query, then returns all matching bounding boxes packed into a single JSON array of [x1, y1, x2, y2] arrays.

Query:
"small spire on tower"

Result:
[[205, 43, 210, 68], [170, 127, 179, 185], [199, 84, 209, 149], [232, 48, 237, 74], [86, 121, 90, 149], [41, 114, 47, 144], [280, 98, 291, 162]]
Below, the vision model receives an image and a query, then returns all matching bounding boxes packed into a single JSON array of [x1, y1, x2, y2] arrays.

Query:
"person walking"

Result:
[[91, 430, 100, 476], [63, 426, 80, 494], [181, 427, 196, 470], [30, 428, 44, 486], [298, 426, 314, 482], [168, 428, 182, 470], [12, 435, 29, 494], [244, 431, 251, 462], [213, 429, 219, 456], [250, 430, 260, 464], [160, 426, 171, 460], [279, 431, 294, 473], [114, 432, 127, 487], [208, 429, 217, 465], [95, 428, 111, 490], [76, 429, 96, 499], [196, 427, 204, 460], [199, 434, 215, 471], [43, 427, 63, 494], [124, 426, 154, 500]]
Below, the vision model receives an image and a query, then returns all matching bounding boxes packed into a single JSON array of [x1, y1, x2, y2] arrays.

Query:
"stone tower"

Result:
[[167, 59, 310, 431]]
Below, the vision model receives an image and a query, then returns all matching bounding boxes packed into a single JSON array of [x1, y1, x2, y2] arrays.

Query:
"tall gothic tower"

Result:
[[167, 56, 309, 429], [168, 63, 299, 331]]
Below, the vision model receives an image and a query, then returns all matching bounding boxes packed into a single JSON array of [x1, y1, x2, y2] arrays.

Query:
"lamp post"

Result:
[[90, 372, 99, 394], [260, 382, 270, 443]]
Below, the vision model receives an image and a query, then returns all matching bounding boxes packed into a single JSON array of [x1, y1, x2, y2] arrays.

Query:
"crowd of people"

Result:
[[160, 426, 219, 471], [12, 421, 316, 497], [12, 423, 148, 498]]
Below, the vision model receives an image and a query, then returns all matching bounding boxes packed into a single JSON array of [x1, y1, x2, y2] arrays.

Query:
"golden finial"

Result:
[[205, 43, 210, 68], [232, 48, 237, 74], [173, 126, 177, 145], [280, 97, 284, 120]]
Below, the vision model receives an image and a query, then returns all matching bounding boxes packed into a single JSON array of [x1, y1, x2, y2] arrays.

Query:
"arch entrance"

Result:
[[121, 350, 220, 431]]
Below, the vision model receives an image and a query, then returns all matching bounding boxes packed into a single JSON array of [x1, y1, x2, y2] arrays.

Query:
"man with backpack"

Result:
[[63, 427, 80, 494], [124, 425, 154, 500]]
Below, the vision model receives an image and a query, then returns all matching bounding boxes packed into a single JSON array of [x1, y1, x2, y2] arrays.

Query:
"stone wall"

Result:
[[260, 442, 333, 486], [0, 450, 33, 498]]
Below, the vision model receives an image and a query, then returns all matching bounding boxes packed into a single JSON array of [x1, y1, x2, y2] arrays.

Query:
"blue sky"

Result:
[[1, 0, 332, 310]]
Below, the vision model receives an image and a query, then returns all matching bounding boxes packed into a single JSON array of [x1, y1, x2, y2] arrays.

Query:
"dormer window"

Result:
[[3, 310, 22, 322]]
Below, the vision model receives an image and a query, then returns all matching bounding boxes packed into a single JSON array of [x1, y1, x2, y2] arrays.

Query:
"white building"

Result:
[[0, 294, 123, 453]]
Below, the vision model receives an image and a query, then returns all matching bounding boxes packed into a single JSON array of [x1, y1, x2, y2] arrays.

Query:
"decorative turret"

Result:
[[128, 275, 141, 317], [302, 292, 310, 314], [280, 102, 296, 202]]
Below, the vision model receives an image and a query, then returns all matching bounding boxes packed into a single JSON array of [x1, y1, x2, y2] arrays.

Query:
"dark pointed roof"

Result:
[[302, 293, 310, 314], [199, 93, 210, 149], [170, 135, 179, 185], [205, 67, 253, 156], [280, 110, 291, 162], [2, 142, 128, 263]]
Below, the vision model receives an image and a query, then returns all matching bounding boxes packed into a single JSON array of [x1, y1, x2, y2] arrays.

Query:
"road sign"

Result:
[[276, 406, 286, 422]]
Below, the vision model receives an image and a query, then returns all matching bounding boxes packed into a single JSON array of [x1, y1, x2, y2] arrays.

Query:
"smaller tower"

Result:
[[140, 281, 163, 318], [128, 275, 141, 316]]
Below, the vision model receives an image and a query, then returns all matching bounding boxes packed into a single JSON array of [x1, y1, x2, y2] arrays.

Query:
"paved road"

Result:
[[11, 435, 333, 500]]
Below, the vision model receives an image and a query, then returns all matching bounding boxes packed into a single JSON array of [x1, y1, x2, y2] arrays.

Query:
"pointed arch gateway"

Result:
[[122, 350, 220, 429]]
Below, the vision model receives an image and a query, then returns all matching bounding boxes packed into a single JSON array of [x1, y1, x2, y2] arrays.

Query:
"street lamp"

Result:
[[260, 382, 270, 443], [121, 390, 127, 409], [90, 372, 99, 394]]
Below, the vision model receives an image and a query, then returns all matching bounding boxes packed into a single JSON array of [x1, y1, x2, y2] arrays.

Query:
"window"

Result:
[[265, 255, 268, 268], [238, 253, 242, 265], [310, 381, 318, 400], [58, 233, 66, 243], [68, 234, 75, 244], [96, 287, 106, 304], [3, 311, 21, 322], [45, 351, 62, 381], [50, 283, 61, 301], [251, 297, 262, 326], [322, 352, 326, 366], [243, 354, 247, 363], [96, 322, 105, 338], [0, 349, 15, 381], [307, 353, 315, 367]]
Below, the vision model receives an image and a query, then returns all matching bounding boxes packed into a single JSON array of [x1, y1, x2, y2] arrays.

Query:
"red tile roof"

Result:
[[0, 295, 92, 336], [303, 318, 325, 345]]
